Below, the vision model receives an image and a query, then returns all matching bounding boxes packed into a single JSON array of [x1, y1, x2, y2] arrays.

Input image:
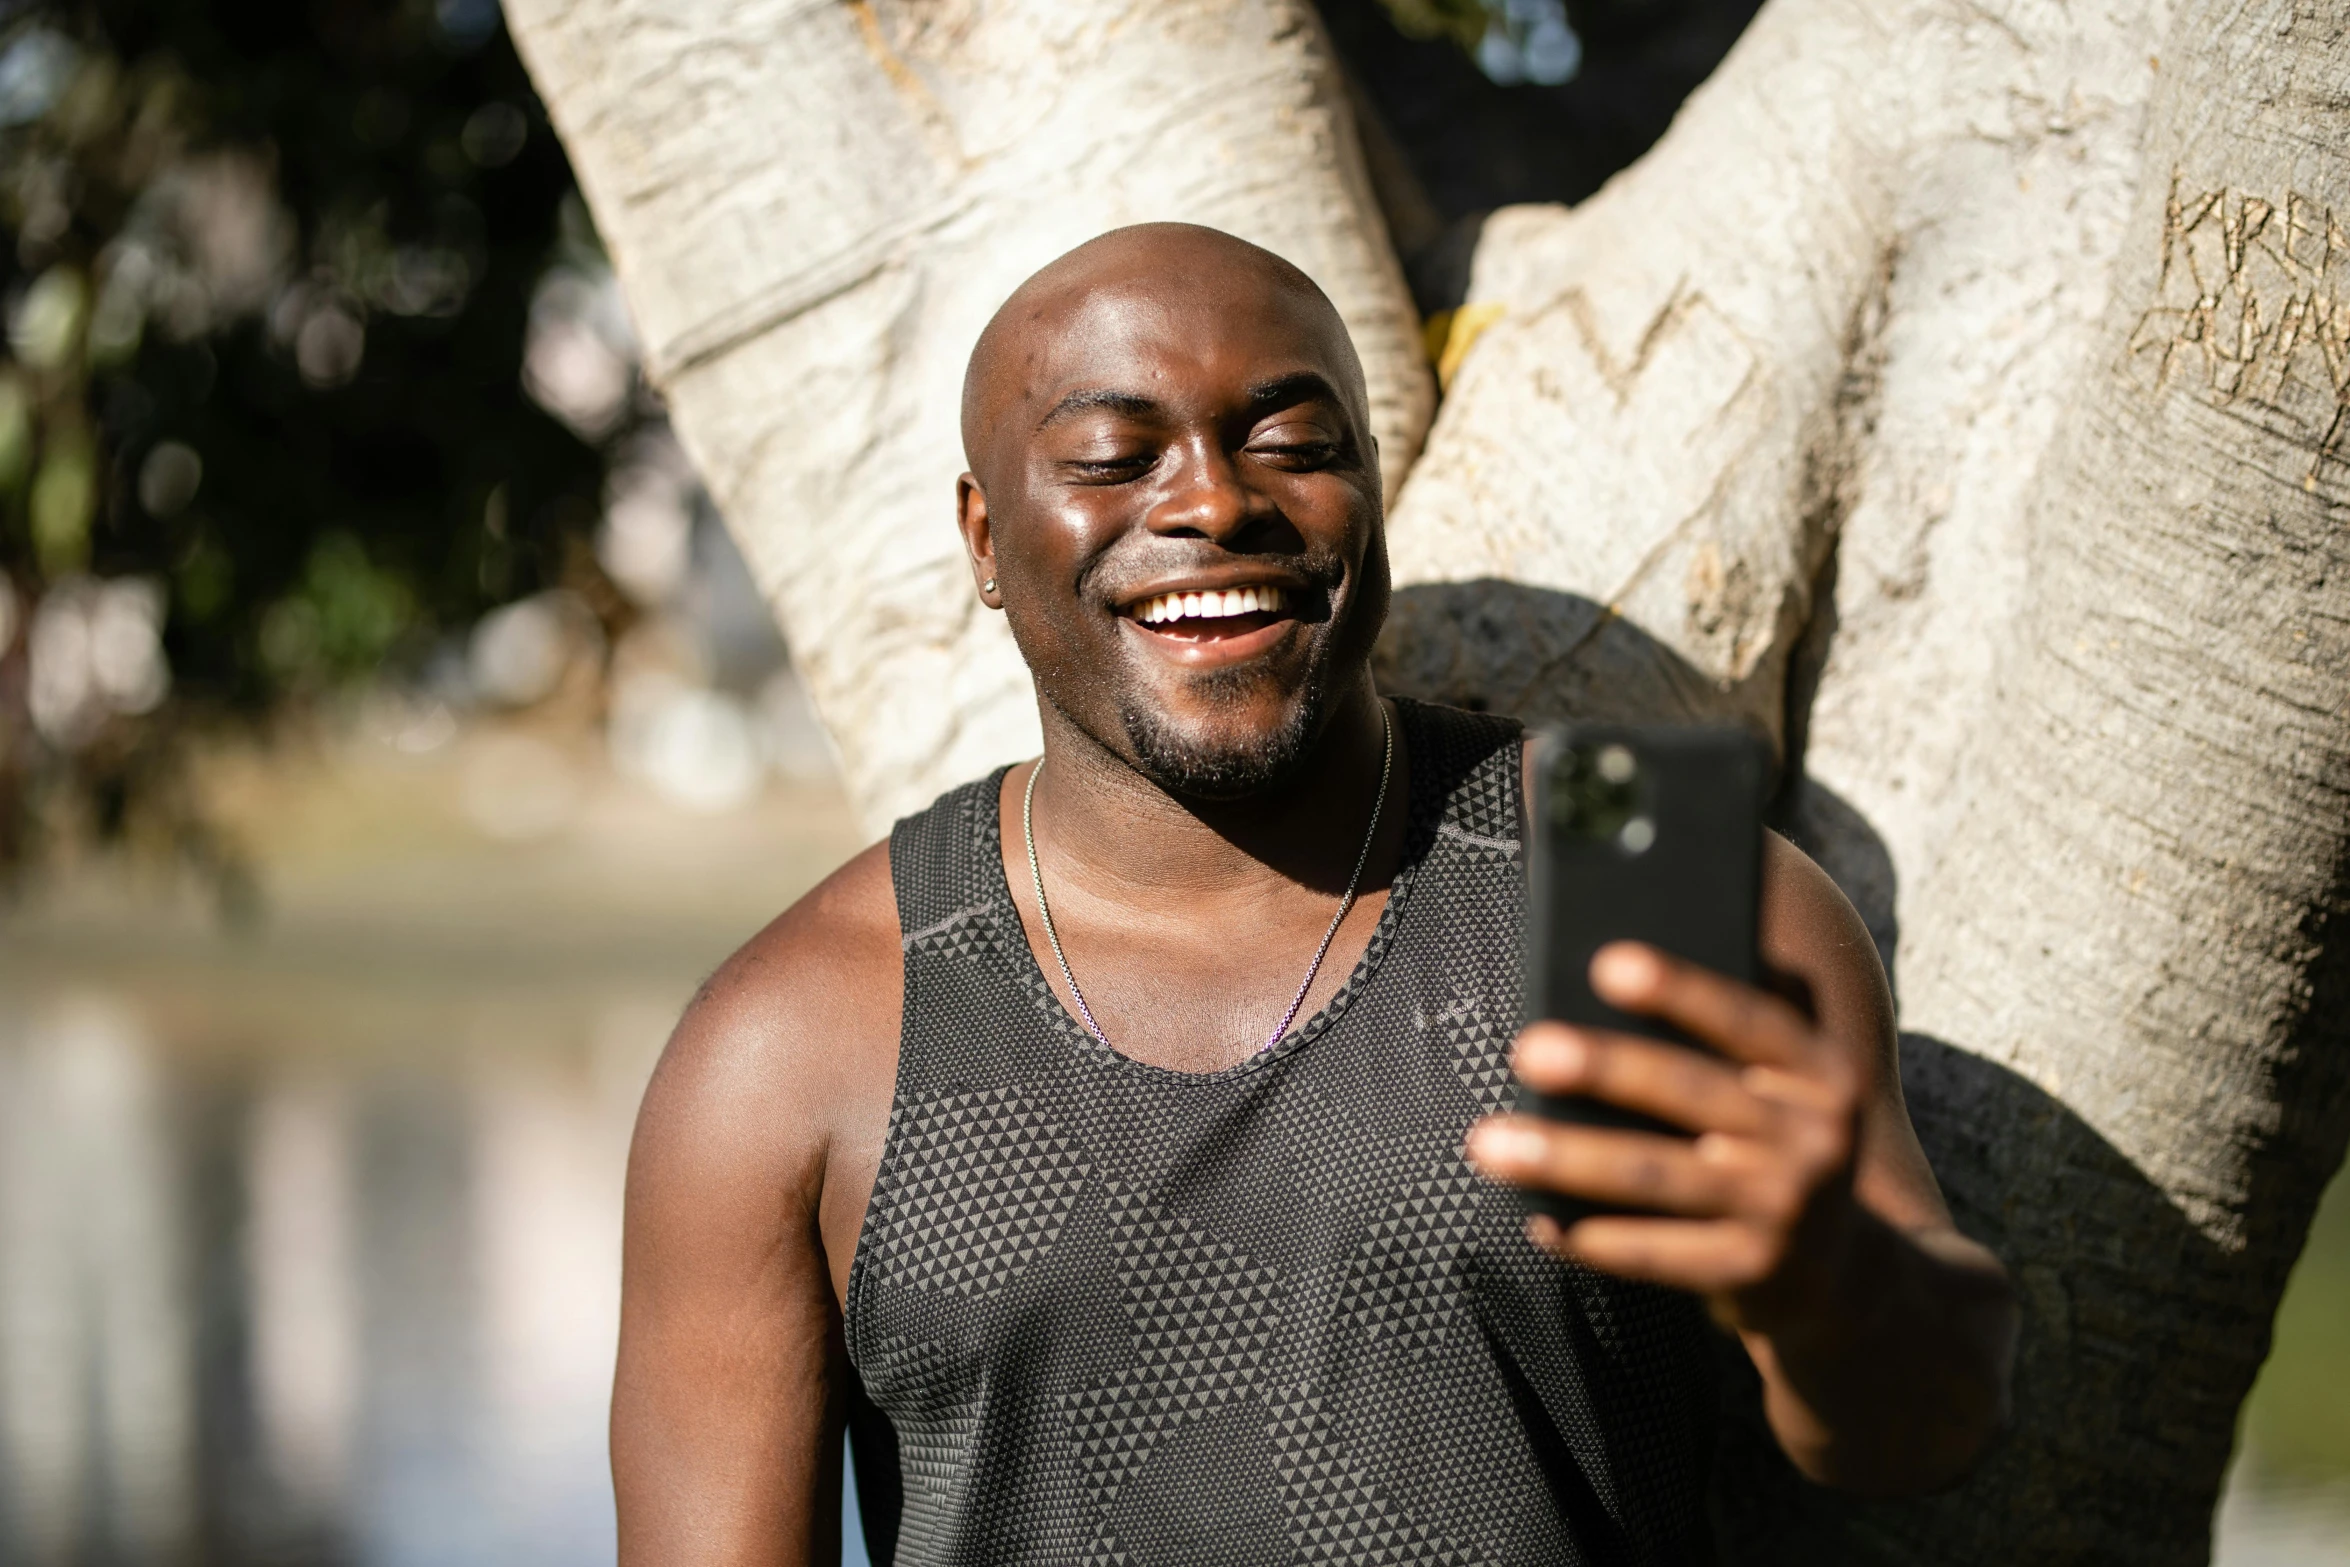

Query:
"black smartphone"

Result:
[[1520, 723, 1768, 1218]]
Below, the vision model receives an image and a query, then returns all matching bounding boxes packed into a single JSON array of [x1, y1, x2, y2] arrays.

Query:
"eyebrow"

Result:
[[1035, 387, 1160, 431], [1032, 372, 1348, 432], [1242, 371, 1347, 414]]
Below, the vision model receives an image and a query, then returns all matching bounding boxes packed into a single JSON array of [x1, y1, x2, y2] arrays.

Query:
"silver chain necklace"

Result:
[[1022, 704, 1394, 1056]]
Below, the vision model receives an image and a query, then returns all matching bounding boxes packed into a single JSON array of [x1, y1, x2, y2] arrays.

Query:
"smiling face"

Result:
[[958, 226, 1388, 799]]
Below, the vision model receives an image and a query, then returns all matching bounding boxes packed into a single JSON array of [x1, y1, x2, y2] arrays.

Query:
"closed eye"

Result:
[[1248, 438, 1341, 469], [1059, 454, 1156, 483]]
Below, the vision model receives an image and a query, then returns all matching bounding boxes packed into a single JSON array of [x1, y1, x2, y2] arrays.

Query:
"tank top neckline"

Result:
[[972, 700, 1440, 1086]]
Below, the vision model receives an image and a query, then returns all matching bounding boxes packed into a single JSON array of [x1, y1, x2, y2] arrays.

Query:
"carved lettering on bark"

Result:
[[2128, 172, 2350, 484]]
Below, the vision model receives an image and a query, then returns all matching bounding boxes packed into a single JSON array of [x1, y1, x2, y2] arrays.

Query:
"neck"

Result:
[[1028, 679, 1395, 906]]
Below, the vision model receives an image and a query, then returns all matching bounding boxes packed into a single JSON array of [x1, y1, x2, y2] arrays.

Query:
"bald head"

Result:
[[949, 221, 1390, 800], [960, 223, 1371, 479]]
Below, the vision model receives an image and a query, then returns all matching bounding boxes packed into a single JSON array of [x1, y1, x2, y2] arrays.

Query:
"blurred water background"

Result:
[[0, 1, 2343, 1564], [0, 711, 865, 1567]]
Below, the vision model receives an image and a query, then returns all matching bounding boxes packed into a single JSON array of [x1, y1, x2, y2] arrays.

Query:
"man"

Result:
[[613, 223, 2016, 1565]]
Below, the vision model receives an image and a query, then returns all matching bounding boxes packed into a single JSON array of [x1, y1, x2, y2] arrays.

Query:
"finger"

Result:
[[1466, 1116, 1741, 1216], [1539, 1214, 1780, 1295], [1512, 1022, 1779, 1138], [1588, 943, 1820, 1072], [1737, 1061, 1860, 1122]]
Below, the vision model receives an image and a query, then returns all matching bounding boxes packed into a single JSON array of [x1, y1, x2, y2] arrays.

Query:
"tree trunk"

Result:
[[506, 0, 2350, 1559], [500, 0, 1432, 825]]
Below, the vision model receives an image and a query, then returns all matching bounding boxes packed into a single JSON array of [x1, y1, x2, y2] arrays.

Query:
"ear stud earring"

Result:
[[983, 578, 996, 593]]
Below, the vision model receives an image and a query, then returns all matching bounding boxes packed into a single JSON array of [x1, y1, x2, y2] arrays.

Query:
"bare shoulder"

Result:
[[1761, 829, 1950, 1223], [1759, 828, 1895, 1039], [667, 837, 901, 1089], [613, 843, 901, 1559], [628, 838, 903, 1269]]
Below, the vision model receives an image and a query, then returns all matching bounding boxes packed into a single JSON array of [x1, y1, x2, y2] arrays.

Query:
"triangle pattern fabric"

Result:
[[1344, 1153, 1485, 1355], [1438, 990, 1515, 1113], [854, 700, 1716, 1565], [1058, 1183, 1285, 1509], [867, 1085, 1091, 1298], [1262, 1382, 1477, 1566]]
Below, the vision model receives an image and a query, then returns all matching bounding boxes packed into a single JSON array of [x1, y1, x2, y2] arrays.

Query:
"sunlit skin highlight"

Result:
[[957, 226, 1388, 800]]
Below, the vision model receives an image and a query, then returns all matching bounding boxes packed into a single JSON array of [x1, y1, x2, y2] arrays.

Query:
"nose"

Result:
[[1143, 436, 1268, 544]]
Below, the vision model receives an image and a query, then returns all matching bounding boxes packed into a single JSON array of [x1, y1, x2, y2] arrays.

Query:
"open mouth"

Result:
[[1123, 584, 1301, 644]]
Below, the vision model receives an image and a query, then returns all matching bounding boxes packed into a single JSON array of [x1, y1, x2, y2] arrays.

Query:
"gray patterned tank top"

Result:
[[847, 699, 1716, 1566]]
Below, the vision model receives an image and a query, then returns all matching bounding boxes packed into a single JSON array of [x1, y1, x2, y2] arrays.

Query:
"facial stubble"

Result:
[[1093, 591, 1355, 802]]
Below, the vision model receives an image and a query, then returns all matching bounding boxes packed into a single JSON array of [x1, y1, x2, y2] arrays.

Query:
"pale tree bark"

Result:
[[500, 0, 1432, 824], [507, 0, 2350, 1560]]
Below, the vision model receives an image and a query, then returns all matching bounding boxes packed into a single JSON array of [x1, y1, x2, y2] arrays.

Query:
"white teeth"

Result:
[[1133, 585, 1288, 625]]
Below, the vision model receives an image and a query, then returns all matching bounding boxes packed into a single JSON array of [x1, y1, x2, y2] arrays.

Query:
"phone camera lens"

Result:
[[1552, 739, 1646, 845]]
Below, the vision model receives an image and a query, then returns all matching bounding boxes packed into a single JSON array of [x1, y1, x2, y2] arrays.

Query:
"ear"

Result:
[[956, 472, 1002, 609]]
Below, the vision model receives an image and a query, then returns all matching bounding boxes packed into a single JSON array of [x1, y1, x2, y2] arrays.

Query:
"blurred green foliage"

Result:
[[1375, 0, 1493, 49], [0, 0, 628, 876], [2241, 1162, 2350, 1482]]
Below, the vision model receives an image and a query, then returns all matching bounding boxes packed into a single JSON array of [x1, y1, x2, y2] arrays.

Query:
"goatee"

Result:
[[1118, 661, 1331, 800]]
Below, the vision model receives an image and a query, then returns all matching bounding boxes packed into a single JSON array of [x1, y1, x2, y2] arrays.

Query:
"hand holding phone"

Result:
[[1467, 723, 1867, 1302], [1468, 732, 2015, 1493], [1521, 724, 1766, 1158]]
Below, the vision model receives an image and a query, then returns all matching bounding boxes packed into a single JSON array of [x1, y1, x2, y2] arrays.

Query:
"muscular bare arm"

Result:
[[1470, 821, 2017, 1495], [1722, 839, 2017, 1491], [611, 843, 902, 1566]]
